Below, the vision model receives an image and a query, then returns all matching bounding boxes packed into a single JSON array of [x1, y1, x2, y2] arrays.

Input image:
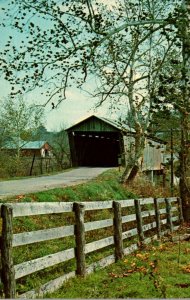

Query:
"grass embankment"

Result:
[[48, 240, 190, 298], [4, 168, 171, 203], [3, 169, 137, 203]]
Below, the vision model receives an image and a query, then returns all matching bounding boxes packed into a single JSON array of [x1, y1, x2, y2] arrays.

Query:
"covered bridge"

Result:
[[66, 115, 166, 171]]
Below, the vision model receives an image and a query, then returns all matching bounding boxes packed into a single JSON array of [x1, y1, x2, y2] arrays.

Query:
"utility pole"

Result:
[[170, 128, 174, 196]]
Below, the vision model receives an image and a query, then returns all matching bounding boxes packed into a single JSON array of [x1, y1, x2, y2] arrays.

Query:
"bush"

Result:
[[0, 151, 70, 179], [0, 153, 29, 178]]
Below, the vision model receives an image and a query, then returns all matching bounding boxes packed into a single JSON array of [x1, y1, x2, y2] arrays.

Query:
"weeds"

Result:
[[126, 172, 175, 198]]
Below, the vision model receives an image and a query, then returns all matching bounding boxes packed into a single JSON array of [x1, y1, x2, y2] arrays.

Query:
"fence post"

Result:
[[134, 199, 145, 243], [154, 198, 161, 239], [165, 198, 173, 233], [1, 204, 16, 299], [73, 202, 86, 276], [113, 201, 124, 261], [177, 197, 184, 224]]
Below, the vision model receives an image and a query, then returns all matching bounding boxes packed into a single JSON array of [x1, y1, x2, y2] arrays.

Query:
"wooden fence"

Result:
[[0, 197, 183, 298]]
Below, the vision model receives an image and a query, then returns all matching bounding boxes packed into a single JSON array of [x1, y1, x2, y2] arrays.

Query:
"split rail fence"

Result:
[[0, 197, 183, 298]]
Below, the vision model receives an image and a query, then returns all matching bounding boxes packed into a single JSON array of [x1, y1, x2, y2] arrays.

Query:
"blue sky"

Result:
[[0, 0, 112, 131]]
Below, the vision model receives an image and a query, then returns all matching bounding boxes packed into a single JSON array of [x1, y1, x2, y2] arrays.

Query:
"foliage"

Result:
[[0, 1, 181, 103], [0, 152, 62, 179], [125, 172, 173, 198], [0, 153, 29, 177], [0, 120, 71, 178], [31, 124, 71, 170], [0, 96, 44, 156], [50, 128, 71, 170], [34, 125, 50, 141]]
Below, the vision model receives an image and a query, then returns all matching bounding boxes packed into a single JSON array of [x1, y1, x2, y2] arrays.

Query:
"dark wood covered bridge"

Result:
[[66, 114, 166, 172], [66, 115, 125, 167]]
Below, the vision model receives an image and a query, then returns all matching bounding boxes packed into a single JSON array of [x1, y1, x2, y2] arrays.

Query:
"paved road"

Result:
[[0, 167, 111, 199]]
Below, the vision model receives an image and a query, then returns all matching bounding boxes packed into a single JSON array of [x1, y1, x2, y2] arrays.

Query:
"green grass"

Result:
[[46, 240, 190, 299]]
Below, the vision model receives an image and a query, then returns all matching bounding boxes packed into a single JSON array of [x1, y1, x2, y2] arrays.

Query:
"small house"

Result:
[[3, 140, 52, 158], [21, 141, 52, 157]]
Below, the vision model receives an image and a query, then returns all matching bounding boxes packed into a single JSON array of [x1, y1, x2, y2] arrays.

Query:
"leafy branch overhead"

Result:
[[0, 0, 183, 107]]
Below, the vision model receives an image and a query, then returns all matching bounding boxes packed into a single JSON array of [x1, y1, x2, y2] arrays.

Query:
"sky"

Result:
[[0, 0, 115, 131], [0, 79, 105, 132], [0, 63, 109, 131]]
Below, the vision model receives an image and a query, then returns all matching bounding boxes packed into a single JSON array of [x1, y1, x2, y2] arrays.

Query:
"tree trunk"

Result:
[[120, 163, 139, 184], [120, 57, 146, 185], [179, 115, 190, 220], [179, 0, 190, 220], [120, 127, 145, 184]]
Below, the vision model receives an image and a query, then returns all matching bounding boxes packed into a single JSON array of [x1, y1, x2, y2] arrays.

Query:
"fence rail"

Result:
[[0, 197, 183, 298]]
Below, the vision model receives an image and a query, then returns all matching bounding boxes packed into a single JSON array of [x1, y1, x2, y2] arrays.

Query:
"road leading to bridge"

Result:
[[0, 167, 111, 199]]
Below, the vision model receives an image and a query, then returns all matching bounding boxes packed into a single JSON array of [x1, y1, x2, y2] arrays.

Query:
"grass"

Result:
[[46, 239, 190, 299]]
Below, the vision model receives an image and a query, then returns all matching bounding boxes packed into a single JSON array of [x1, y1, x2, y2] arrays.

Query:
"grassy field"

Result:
[[47, 239, 190, 299]]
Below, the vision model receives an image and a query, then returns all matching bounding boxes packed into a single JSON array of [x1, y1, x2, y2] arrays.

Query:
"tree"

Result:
[[0, 1, 179, 103], [151, 1, 190, 214], [146, 18, 190, 212], [177, 0, 190, 216], [83, 1, 180, 182], [51, 127, 71, 170], [0, 96, 44, 157], [35, 125, 49, 141]]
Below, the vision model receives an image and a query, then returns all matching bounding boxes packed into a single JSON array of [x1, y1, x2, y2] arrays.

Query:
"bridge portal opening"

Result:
[[73, 131, 121, 167]]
